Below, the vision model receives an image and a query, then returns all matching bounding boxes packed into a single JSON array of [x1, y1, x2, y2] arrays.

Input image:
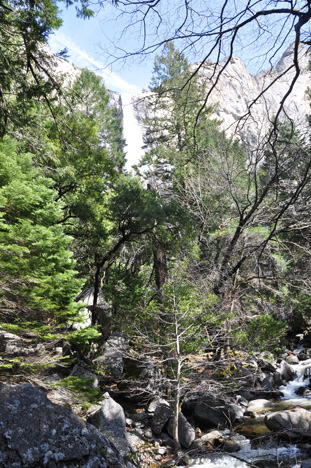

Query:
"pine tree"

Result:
[[0, 136, 82, 320]]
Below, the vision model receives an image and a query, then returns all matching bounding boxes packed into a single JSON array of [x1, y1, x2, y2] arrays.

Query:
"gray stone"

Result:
[[0, 331, 22, 352], [193, 397, 228, 429], [235, 395, 248, 407], [157, 446, 167, 455], [0, 330, 40, 356], [151, 402, 173, 435], [257, 351, 275, 361], [257, 359, 276, 373], [264, 407, 311, 439], [221, 439, 241, 452], [144, 429, 153, 439], [131, 411, 148, 422], [296, 386, 310, 396], [94, 333, 129, 380], [74, 288, 111, 330], [167, 413, 195, 449], [227, 404, 244, 424], [247, 399, 275, 412], [159, 432, 175, 448], [244, 410, 257, 418], [191, 439, 203, 449], [87, 392, 133, 458], [273, 371, 284, 387], [139, 362, 163, 393], [70, 361, 99, 387], [285, 354, 299, 365], [278, 360, 294, 383], [0, 383, 130, 467], [151, 403, 173, 435], [261, 376, 274, 391], [200, 430, 222, 444], [302, 459, 311, 468]]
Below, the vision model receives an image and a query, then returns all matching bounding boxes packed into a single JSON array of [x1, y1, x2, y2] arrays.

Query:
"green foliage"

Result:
[[67, 326, 102, 354], [232, 314, 287, 353], [150, 42, 190, 92], [0, 136, 82, 319], [0, 321, 61, 340], [57, 376, 102, 407]]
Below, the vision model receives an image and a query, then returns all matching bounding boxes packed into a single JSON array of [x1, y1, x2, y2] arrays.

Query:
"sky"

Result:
[[48, 2, 296, 96], [48, 4, 154, 94]]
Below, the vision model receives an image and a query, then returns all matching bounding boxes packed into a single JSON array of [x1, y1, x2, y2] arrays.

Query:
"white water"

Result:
[[279, 357, 311, 401], [191, 441, 301, 468], [190, 353, 311, 468], [121, 92, 145, 173]]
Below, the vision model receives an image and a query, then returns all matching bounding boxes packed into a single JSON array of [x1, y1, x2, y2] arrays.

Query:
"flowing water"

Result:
[[190, 354, 311, 468], [121, 92, 145, 173]]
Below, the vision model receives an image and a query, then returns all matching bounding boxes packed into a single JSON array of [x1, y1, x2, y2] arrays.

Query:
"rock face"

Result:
[[195, 44, 311, 147], [0, 383, 131, 467], [94, 333, 129, 379], [132, 43, 311, 162], [87, 392, 133, 459], [265, 407, 311, 439]]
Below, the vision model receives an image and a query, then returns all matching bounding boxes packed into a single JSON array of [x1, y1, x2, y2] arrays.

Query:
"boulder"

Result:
[[296, 386, 310, 396], [257, 359, 276, 373], [221, 439, 241, 452], [264, 407, 311, 439], [181, 391, 204, 414], [285, 354, 299, 365], [151, 402, 173, 435], [261, 376, 274, 391], [94, 333, 129, 379], [148, 397, 168, 414], [227, 404, 244, 425], [167, 413, 195, 449], [87, 392, 133, 458], [299, 352, 309, 361], [247, 399, 275, 412], [193, 397, 228, 429], [0, 383, 130, 467], [278, 360, 294, 383], [139, 362, 164, 393], [0, 330, 40, 356], [273, 371, 284, 387]]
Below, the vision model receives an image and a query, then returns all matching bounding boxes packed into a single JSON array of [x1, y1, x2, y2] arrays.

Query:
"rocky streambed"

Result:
[[187, 348, 311, 468], [2, 327, 311, 467]]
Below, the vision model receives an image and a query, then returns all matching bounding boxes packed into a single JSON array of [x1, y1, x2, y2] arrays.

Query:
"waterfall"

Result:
[[279, 357, 311, 400], [121, 92, 145, 173]]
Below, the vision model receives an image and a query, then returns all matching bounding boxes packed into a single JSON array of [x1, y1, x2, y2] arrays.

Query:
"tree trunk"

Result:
[[153, 247, 168, 291], [92, 264, 100, 325], [172, 359, 181, 452]]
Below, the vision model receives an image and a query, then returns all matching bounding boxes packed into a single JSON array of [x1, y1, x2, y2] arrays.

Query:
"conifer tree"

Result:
[[0, 136, 82, 320]]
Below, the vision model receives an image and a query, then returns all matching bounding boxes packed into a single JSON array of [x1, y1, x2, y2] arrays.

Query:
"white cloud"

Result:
[[49, 32, 142, 95]]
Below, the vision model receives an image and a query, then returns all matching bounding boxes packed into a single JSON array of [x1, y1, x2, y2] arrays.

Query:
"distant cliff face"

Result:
[[196, 43, 311, 148], [131, 43, 311, 157], [51, 43, 311, 166]]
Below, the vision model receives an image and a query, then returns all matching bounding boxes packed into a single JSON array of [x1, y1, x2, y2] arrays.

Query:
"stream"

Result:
[[190, 354, 311, 468]]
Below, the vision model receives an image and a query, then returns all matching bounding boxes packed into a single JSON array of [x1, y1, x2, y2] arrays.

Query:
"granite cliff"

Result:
[[131, 43, 311, 162]]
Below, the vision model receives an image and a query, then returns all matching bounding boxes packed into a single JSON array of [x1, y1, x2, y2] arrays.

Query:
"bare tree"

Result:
[[122, 271, 222, 452], [92, 0, 311, 137]]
